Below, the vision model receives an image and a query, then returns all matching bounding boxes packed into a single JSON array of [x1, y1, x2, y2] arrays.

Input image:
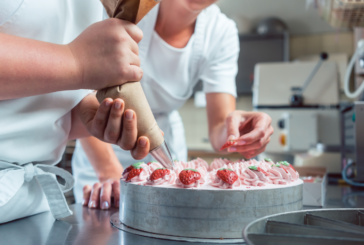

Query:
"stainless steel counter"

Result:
[[1, 185, 364, 245]]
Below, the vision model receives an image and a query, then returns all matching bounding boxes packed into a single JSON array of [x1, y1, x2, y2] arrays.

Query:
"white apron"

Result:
[[0, 0, 103, 223], [72, 4, 240, 202]]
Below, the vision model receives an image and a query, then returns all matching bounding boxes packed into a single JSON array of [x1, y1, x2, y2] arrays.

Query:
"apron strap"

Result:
[[0, 161, 73, 220], [35, 168, 73, 219]]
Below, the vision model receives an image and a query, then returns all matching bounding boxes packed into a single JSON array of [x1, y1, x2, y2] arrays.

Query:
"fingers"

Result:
[[100, 182, 112, 210], [118, 110, 137, 150], [229, 125, 273, 153], [119, 65, 143, 82], [131, 136, 150, 160], [120, 20, 143, 43], [129, 51, 141, 67], [88, 183, 102, 209], [82, 185, 92, 206], [104, 99, 125, 143], [90, 98, 113, 139], [225, 112, 242, 141], [112, 180, 120, 208]]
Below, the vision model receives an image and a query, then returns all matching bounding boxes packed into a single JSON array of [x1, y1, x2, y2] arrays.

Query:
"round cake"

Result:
[[118, 158, 303, 239]]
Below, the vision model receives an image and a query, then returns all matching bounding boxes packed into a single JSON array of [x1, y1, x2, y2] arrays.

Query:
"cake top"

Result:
[[122, 158, 300, 190]]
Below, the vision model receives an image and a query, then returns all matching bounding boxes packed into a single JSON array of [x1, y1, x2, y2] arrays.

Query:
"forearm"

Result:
[[0, 33, 80, 100], [206, 93, 236, 151], [79, 136, 124, 182]]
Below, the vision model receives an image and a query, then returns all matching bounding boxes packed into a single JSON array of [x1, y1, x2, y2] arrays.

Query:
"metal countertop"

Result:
[[1, 185, 364, 245]]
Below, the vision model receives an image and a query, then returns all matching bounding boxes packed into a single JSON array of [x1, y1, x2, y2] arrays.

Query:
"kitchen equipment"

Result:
[[111, 180, 303, 240], [96, 0, 174, 169], [236, 33, 289, 94], [243, 208, 364, 245], [341, 102, 364, 184], [253, 60, 341, 154]]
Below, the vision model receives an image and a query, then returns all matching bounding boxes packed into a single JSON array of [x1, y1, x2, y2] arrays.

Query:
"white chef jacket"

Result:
[[72, 4, 240, 203], [0, 0, 103, 223]]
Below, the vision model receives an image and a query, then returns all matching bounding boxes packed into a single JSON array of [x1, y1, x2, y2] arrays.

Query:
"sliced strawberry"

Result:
[[125, 162, 144, 181], [122, 166, 133, 175], [179, 169, 201, 185], [217, 169, 238, 185], [219, 140, 237, 151], [126, 168, 143, 181], [289, 164, 296, 171], [150, 168, 170, 181]]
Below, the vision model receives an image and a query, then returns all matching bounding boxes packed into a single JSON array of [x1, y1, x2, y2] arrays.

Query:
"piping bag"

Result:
[[96, 0, 175, 169]]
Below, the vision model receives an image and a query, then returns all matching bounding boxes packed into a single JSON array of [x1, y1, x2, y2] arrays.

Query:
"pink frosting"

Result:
[[146, 170, 177, 186], [121, 163, 150, 183], [147, 162, 164, 174], [209, 169, 241, 189], [121, 159, 300, 189]]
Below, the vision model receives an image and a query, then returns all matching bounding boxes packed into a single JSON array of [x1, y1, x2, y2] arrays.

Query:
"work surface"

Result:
[[1, 185, 364, 245]]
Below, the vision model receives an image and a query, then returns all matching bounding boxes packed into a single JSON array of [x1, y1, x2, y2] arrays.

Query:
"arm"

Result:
[[0, 19, 143, 100], [0, 33, 79, 100], [206, 93, 273, 159], [206, 93, 236, 152], [80, 136, 124, 182]]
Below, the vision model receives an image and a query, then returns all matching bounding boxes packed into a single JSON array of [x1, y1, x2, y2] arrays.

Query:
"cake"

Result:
[[117, 158, 303, 239]]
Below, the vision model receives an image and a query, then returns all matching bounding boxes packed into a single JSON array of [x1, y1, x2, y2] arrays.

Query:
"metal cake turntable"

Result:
[[243, 208, 364, 245], [110, 180, 303, 243]]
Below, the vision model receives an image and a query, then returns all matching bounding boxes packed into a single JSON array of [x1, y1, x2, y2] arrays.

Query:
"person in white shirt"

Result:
[[74, 0, 274, 209], [0, 0, 149, 223]]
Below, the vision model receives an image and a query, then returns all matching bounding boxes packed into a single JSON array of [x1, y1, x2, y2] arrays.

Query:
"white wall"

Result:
[[216, 0, 339, 35]]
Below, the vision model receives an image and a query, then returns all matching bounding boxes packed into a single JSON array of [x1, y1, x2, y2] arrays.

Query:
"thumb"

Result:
[[225, 112, 241, 141]]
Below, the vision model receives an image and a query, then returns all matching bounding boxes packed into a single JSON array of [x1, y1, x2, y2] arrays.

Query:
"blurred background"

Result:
[[60, 0, 364, 203]]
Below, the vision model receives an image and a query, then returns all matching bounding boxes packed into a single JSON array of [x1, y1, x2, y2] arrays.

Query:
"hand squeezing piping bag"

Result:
[[96, 0, 174, 169]]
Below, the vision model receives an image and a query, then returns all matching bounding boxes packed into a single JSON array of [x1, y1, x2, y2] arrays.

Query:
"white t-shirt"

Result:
[[0, 0, 103, 223], [71, 4, 240, 202], [148, 31, 195, 98]]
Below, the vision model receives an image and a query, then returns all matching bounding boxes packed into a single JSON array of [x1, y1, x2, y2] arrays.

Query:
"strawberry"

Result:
[[217, 168, 238, 185], [179, 169, 201, 185], [150, 168, 170, 181], [125, 162, 144, 181], [122, 166, 133, 175], [219, 140, 237, 151]]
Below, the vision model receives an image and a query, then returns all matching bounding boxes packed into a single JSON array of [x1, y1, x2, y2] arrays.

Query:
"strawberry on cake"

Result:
[[176, 168, 205, 188], [121, 158, 301, 189], [121, 162, 149, 183], [210, 168, 241, 189], [146, 168, 176, 186]]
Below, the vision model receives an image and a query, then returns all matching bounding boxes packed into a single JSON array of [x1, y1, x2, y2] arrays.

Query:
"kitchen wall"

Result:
[[180, 0, 355, 152]]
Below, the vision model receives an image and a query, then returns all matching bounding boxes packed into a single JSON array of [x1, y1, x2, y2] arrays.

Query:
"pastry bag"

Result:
[[96, 0, 174, 169]]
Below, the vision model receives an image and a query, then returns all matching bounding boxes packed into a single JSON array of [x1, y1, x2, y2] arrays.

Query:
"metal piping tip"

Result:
[[149, 141, 175, 169]]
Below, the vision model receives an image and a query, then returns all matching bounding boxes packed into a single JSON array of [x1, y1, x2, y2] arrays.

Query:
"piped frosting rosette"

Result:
[[210, 158, 234, 171], [279, 161, 300, 181], [121, 162, 150, 183], [175, 168, 207, 188], [146, 161, 164, 174], [146, 168, 177, 186], [209, 168, 241, 189]]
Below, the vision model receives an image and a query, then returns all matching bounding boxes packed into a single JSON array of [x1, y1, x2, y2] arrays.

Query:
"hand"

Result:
[[68, 18, 143, 90], [78, 93, 150, 160], [83, 179, 120, 210], [224, 111, 273, 159]]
